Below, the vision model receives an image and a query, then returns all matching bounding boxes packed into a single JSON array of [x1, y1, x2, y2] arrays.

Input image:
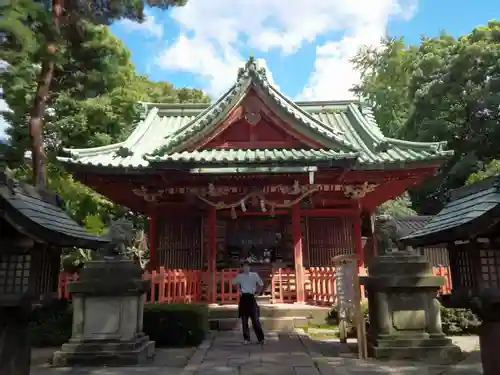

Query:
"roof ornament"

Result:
[[237, 55, 268, 82], [244, 111, 261, 125], [115, 147, 134, 158]]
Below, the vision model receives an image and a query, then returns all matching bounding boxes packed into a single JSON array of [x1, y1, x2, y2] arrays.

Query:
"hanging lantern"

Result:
[[231, 206, 237, 219], [260, 199, 266, 212]]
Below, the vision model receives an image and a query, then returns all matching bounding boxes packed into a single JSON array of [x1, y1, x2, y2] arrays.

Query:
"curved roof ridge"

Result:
[[153, 79, 252, 155], [355, 104, 387, 143], [385, 137, 448, 151], [346, 104, 386, 149], [337, 110, 380, 162], [62, 107, 159, 157], [264, 83, 357, 152]]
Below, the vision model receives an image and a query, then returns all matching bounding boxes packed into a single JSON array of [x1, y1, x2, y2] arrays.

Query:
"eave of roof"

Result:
[[393, 215, 433, 239], [0, 172, 109, 249], [401, 177, 500, 247]]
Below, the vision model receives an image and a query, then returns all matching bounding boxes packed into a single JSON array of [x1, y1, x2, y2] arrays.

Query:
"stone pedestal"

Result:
[[53, 259, 155, 366], [360, 251, 460, 360]]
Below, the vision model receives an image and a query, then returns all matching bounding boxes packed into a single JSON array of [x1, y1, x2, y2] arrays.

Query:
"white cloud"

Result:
[[156, 0, 418, 99], [117, 12, 164, 39]]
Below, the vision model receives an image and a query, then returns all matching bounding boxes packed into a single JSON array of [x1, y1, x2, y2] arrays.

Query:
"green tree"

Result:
[[1, 6, 209, 235], [376, 193, 416, 217], [352, 21, 500, 214], [467, 159, 500, 184], [1, 0, 187, 187], [350, 37, 418, 138]]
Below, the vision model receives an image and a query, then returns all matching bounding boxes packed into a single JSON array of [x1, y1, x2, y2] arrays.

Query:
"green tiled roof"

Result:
[[58, 57, 453, 171], [147, 149, 358, 164], [401, 176, 500, 247]]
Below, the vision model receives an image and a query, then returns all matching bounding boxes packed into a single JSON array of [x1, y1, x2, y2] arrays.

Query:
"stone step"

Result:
[[209, 316, 309, 332], [209, 304, 330, 323]]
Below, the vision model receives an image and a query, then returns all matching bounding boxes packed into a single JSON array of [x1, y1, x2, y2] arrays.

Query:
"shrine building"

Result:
[[58, 57, 452, 304]]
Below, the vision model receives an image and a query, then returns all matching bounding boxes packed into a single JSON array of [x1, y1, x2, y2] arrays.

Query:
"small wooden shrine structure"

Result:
[[0, 168, 108, 302], [402, 176, 500, 300], [0, 160, 108, 374], [58, 57, 452, 304]]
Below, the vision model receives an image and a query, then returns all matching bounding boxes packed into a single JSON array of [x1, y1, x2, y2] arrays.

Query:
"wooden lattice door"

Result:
[[479, 248, 500, 290], [158, 217, 202, 269], [307, 217, 354, 266]]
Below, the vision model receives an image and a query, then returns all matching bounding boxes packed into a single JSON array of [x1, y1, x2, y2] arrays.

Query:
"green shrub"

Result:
[[30, 300, 73, 347], [30, 301, 208, 348], [440, 306, 481, 335], [142, 303, 209, 347]]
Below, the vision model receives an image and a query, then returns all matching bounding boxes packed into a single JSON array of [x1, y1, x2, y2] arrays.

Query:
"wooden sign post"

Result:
[[332, 254, 368, 359]]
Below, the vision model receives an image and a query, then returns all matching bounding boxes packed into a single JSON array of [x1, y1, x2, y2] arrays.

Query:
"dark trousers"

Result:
[[239, 293, 264, 342]]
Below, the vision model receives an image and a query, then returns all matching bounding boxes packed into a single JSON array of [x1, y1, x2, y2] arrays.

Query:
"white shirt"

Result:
[[233, 272, 263, 294]]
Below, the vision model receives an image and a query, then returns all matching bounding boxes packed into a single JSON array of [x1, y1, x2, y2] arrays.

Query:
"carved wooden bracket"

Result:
[[342, 182, 378, 199], [132, 186, 164, 202]]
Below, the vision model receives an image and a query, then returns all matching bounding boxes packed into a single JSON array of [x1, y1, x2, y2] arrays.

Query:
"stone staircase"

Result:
[[208, 303, 331, 332]]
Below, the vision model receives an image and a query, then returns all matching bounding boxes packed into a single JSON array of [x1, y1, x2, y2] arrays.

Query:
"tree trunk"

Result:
[[28, 0, 63, 187]]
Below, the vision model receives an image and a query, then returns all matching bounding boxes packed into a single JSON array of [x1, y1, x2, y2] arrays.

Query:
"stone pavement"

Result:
[[182, 331, 482, 375], [188, 331, 317, 375], [31, 331, 483, 375]]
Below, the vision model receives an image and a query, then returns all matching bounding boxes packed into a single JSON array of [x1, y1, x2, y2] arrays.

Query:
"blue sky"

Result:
[[110, 0, 499, 100], [0, 0, 498, 137]]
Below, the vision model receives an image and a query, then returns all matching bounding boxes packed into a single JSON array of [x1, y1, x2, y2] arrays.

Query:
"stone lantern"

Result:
[[360, 250, 460, 359], [52, 216, 155, 366]]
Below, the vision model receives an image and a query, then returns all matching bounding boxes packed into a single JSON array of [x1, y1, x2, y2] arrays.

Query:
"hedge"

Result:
[[440, 305, 481, 335], [29, 300, 208, 348]]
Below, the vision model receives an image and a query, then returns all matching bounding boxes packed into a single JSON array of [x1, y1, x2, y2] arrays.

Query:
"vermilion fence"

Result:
[[58, 265, 452, 304]]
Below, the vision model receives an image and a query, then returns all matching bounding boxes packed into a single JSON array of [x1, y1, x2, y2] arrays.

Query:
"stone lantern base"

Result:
[[367, 333, 460, 360], [52, 259, 155, 366]]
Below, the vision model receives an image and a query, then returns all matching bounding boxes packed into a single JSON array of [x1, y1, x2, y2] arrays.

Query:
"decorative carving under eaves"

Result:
[[132, 186, 164, 202], [342, 182, 378, 199]]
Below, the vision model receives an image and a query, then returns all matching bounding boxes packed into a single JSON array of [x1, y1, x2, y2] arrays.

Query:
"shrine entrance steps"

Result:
[[208, 304, 331, 332]]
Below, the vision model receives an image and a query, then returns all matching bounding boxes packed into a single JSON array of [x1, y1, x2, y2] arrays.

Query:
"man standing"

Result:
[[232, 261, 265, 345]]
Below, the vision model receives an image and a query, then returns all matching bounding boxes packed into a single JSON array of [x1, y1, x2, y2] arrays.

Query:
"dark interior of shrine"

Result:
[[221, 217, 293, 268]]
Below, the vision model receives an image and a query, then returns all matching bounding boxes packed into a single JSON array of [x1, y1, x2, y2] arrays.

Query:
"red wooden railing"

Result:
[[144, 268, 202, 303], [57, 265, 452, 303], [434, 265, 452, 294], [211, 268, 240, 304]]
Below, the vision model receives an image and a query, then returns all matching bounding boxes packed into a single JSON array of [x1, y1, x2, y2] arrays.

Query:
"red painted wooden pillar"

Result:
[[292, 204, 306, 303], [148, 215, 157, 271], [353, 214, 364, 268], [207, 206, 217, 304]]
